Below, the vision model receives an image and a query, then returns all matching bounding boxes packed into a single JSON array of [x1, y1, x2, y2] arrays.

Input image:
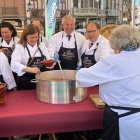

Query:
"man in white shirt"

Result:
[[81, 22, 114, 68], [48, 15, 86, 70]]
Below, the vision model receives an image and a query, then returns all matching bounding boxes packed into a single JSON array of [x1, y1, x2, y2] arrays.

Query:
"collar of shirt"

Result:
[[1, 38, 14, 47], [63, 31, 74, 39], [94, 35, 102, 45], [27, 43, 39, 56], [62, 32, 75, 48]]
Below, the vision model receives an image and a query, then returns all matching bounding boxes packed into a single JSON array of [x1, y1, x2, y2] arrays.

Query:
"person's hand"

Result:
[[25, 67, 41, 74], [1, 48, 8, 53], [76, 65, 82, 70], [46, 62, 56, 69], [54, 52, 59, 62]]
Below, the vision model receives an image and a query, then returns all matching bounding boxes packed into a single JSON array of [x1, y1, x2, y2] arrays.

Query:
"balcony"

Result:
[[107, 9, 120, 17], [72, 7, 106, 17], [2, 7, 19, 17], [72, 7, 119, 17]]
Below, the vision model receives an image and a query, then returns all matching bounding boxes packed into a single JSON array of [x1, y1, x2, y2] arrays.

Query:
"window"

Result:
[[73, 0, 78, 7], [89, 0, 93, 7]]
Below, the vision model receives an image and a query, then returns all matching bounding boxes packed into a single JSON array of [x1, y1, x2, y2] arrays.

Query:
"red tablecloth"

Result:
[[0, 86, 103, 137]]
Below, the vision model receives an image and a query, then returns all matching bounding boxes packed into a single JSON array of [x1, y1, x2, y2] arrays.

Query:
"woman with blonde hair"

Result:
[[76, 25, 140, 140], [11, 24, 53, 90]]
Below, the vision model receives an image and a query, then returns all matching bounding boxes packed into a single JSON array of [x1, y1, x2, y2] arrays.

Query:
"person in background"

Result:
[[0, 21, 19, 63], [76, 25, 140, 140], [48, 15, 86, 70], [32, 18, 48, 47], [11, 24, 53, 90], [81, 22, 114, 68], [0, 52, 16, 90]]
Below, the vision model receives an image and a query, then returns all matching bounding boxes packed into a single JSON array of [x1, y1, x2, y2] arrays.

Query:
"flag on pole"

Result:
[[45, 0, 58, 39]]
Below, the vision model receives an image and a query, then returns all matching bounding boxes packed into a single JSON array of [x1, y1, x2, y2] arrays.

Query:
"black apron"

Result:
[[0, 75, 5, 83], [0, 38, 14, 63], [81, 43, 99, 68], [102, 104, 140, 140], [19, 46, 46, 90], [53, 34, 78, 70]]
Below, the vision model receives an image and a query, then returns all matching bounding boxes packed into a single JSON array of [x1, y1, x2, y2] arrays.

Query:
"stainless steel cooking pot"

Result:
[[35, 70, 87, 104]]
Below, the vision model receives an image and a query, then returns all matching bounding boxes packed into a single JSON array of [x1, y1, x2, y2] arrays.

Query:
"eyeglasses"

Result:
[[86, 30, 97, 34]]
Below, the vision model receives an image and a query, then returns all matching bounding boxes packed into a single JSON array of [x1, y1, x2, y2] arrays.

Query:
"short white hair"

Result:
[[109, 25, 140, 51], [61, 15, 76, 24]]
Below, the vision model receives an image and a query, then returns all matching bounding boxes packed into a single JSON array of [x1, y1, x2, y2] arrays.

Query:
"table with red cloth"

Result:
[[0, 86, 103, 137]]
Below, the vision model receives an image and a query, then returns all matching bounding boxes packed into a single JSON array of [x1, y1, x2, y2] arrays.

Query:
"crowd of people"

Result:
[[1, 14, 140, 140], [0, 15, 113, 91]]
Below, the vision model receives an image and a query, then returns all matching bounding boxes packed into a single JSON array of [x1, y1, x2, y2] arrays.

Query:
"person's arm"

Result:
[[11, 44, 27, 76], [76, 57, 113, 87], [0, 52, 16, 90]]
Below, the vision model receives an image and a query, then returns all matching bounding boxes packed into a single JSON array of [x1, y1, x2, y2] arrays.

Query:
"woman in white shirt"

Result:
[[0, 52, 16, 90], [76, 25, 140, 140], [0, 21, 19, 63], [11, 24, 52, 90]]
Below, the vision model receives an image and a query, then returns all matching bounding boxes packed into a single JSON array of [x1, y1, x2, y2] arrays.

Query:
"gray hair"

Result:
[[109, 24, 140, 51], [61, 15, 76, 24]]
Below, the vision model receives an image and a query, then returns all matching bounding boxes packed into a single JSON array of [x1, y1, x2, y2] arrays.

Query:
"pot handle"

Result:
[[30, 79, 38, 83]]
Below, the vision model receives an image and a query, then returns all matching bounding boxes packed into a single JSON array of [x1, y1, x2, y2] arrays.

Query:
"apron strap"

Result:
[[26, 46, 39, 66], [109, 105, 140, 118]]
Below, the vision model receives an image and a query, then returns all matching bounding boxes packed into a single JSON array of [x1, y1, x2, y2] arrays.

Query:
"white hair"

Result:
[[109, 24, 140, 51], [61, 15, 76, 24]]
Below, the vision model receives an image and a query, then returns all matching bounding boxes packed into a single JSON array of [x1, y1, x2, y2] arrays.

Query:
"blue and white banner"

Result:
[[45, 0, 58, 39]]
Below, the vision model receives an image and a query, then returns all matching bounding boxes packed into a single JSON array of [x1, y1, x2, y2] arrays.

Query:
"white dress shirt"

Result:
[[0, 52, 16, 90], [48, 31, 86, 66], [11, 42, 52, 76], [82, 35, 114, 62], [0, 37, 19, 48], [76, 48, 140, 140]]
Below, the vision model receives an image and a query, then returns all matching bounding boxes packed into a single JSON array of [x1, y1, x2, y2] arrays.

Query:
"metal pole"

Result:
[[44, 0, 48, 38], [95, 0, 100, 23], [131, 0, 135, 27], [97, 1, 99, 23]]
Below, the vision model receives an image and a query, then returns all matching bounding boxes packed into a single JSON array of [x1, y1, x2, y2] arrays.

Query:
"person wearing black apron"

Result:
[[0, 21, 19, 63], [19, 46, 47, 90], [76, 25, 140, 140], [11, 24, 52, 90], [0, 38, 15, 63], [81, 22, 113, 69], [53, 34, 78, 70], [48, 15, 86, 70]]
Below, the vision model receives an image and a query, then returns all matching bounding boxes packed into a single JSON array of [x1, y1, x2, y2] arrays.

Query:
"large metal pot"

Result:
[[35, 70, 87, 104]]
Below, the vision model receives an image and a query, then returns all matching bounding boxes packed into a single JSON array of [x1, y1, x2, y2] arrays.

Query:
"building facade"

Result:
[[0, 0, 133, 32], [0, 0, 26, 27]]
